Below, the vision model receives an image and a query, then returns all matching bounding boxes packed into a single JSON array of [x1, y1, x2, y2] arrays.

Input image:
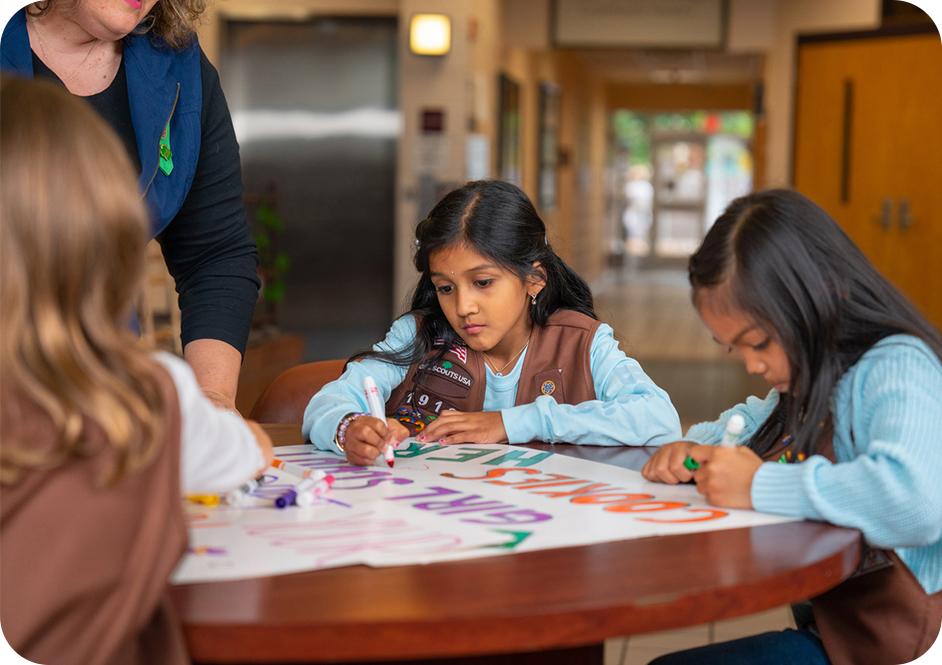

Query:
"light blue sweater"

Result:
[[686, 335, 942, 594], [303, 314, 681, 452]]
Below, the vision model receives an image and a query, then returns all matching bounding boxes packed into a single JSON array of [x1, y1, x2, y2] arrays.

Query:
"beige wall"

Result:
[[394, 0, 502, 310]]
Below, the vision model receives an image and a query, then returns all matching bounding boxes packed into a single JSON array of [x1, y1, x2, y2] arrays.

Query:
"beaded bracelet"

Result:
[[335, 412, 368, 452]]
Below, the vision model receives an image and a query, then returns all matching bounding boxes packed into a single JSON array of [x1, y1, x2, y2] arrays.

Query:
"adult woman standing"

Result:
[[2, 1, 259, 411]]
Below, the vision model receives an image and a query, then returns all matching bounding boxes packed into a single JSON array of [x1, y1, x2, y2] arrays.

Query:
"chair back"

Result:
[[249, 358, 346, 424]]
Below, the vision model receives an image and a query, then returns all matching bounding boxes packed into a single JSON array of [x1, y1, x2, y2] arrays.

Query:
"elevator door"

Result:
[[222, 17, 398, 360]]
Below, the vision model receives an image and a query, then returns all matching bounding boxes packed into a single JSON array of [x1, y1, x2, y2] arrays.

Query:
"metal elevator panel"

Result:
[[221, 17, 399, 361]]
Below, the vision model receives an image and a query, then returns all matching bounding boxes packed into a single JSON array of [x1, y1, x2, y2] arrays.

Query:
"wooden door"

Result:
[[885, 36, 942, 327], [794, 32, 942, 329]]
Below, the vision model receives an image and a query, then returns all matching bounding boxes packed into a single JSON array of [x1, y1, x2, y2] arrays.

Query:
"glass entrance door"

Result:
[[650, 135, 707, 260]]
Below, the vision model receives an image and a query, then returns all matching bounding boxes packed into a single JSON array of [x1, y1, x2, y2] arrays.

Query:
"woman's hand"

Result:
[[688, 445, 762, 509], [641, 440, 697, 484], [418, 411, 508, 445], [343, 416, 410, 466]]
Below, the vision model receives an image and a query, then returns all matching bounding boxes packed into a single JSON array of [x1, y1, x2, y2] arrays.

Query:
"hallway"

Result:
[[594, 267, 768, 429]]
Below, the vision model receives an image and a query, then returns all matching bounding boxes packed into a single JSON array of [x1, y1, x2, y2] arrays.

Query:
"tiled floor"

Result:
[[604, 606, 797, 665], [594, 268, 790, 664]]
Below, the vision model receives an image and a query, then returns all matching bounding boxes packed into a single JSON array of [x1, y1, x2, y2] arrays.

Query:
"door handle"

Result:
[[874, 198, 892, 231], [898, 199, 914, 231], [840, 79, 854, 204]]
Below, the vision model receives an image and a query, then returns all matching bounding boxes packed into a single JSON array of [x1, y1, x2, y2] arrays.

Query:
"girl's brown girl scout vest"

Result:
[[1, 364, 189, 665], [386, 309, 601, 434], [764, 433, 942, 665]]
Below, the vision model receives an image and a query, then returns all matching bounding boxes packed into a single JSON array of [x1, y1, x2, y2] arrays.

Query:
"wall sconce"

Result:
[[409, 13, 451, 56]]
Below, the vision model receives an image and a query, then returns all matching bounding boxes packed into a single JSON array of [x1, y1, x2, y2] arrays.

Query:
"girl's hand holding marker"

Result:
[[338, 377, 409, 467], [642, 414, 760, 509]]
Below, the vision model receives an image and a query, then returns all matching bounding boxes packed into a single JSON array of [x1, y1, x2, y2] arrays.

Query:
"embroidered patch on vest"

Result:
[[417, 360, 473, 394], [540, 380, 556, 396], [394, 405, 433, 433], [433, 337, 469, 363]]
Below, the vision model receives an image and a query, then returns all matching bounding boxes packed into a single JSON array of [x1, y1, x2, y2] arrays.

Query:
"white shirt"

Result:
[[154, 352, 264, 494]]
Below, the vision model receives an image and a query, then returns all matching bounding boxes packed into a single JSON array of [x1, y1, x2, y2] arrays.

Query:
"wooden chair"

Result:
[[248, 358, 346, 424], [138, 240, 182, 354]]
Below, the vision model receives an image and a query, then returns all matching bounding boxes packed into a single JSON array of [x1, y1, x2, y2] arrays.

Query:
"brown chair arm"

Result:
[[249, 358, 346, 424]]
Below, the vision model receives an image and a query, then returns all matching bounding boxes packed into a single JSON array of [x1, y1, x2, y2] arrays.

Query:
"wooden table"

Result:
[[171, 425, 862, 664]]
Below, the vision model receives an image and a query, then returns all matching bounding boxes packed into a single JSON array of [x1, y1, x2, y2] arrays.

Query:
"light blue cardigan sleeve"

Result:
[[302, 315, 414, 452], [500, 323, 682, 445], [750, 340, 942, 554], [684, 389, 781, 444]]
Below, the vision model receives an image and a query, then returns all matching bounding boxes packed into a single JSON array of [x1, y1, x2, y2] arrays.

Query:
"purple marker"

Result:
[[274, 476, 333, 508]]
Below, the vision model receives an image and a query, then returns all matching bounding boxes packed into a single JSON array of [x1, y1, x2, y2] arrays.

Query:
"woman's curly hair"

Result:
[[29, 0, 208, 50]]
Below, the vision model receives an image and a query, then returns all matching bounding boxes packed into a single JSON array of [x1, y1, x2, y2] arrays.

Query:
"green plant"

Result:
[[248, 190, 290, 326]]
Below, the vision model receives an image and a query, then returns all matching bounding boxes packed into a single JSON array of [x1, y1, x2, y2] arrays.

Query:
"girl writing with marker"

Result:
[[642, 189, 942, 665], [0, 77, 272, 665], [304, 180, 681, 466]]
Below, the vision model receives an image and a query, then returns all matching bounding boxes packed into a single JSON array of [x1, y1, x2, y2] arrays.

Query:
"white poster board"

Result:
[[173, 442, 796, 584]]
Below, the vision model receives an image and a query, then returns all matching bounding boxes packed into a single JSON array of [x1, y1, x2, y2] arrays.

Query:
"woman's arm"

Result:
[[183, 339, 241, 410], [157, 50, 260, 404]]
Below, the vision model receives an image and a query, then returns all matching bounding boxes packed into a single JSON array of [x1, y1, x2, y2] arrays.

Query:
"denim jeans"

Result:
[[647, 628, 830, 665]]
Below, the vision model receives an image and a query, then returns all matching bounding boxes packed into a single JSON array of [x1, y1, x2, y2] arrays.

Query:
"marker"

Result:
[[274, 475, 334, 508], [295, 476, 334, 507], [683, 414, 747, 471], [186, 494, 220, 506], [223, 478, 261, 506], [720, 414, 746, 447], [271, 458, 327, 481], [363, 375, 395, 468]]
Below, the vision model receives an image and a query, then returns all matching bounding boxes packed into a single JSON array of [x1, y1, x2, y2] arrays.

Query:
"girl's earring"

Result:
[[530, 293, 537, 306]]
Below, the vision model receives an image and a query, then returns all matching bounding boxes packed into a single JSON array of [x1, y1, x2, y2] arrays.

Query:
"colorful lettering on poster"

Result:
[[242, 511, 473, 565], [441, 468, 727, 522], [387, 486, 552, 525]]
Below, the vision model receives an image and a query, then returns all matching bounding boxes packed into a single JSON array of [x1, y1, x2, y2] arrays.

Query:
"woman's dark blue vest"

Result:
[[2, 8, 202, 237]]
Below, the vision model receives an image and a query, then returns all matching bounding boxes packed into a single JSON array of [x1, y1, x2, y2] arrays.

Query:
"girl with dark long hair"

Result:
[[643, 189, 942, 665], [304, 180, 680, 466]]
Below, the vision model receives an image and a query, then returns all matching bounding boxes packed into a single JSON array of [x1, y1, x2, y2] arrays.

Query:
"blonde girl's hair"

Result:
[[29, 0, 208, 51], [0, 76, 166, 487]]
